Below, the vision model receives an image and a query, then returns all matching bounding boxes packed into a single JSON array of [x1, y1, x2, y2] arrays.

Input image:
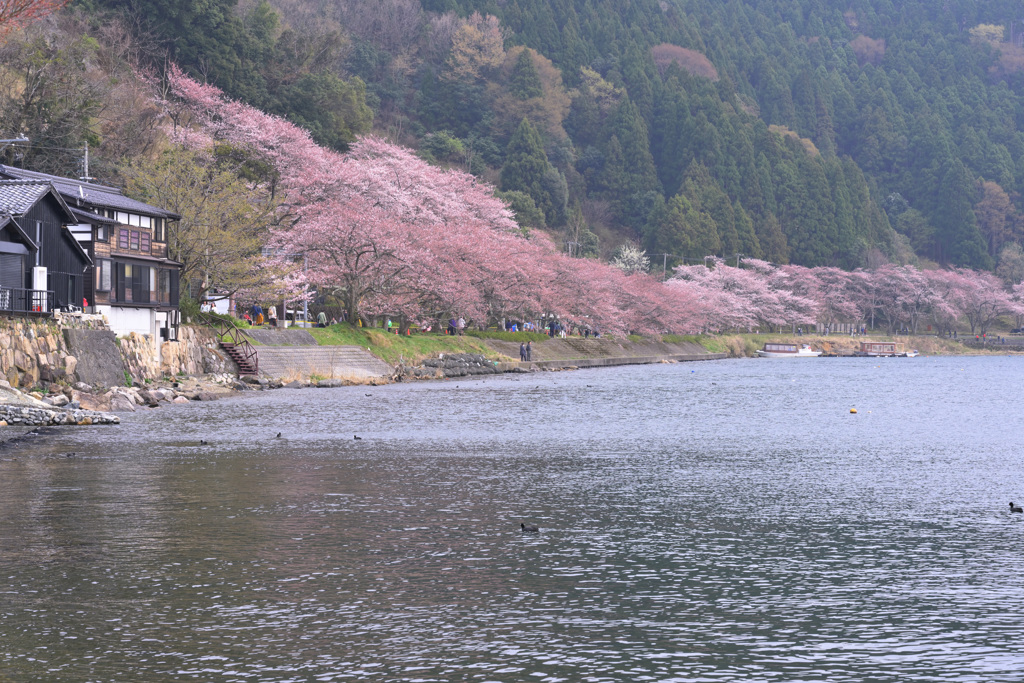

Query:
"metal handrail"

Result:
[[0, 287, 54, 314], [195, 311, 259, 374]]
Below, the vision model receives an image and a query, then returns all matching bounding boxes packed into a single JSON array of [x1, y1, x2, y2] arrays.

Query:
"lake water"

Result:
[[2, 356, 1023, 682]]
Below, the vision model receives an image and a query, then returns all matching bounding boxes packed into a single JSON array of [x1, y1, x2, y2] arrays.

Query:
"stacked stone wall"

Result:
[[160, 326, 239, 377], [0, 317, 81, 388], [0, 316, 236, 390]]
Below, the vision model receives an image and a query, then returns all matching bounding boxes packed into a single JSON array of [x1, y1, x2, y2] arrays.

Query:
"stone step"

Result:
[[254, 346, 393, 380]]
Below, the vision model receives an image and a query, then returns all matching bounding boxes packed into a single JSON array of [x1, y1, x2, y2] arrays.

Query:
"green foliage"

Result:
[[179, 295, 200, 323], [306, 324, 502, 365], [28, 0, 1024, 272], [500, 118, 567, 226], [509, 48, 544, 99], [88, 0, 371, 151], [465, 329, 550, 342], [496, 190, 546, 230], [280, 73, 373, 150], [420, 131, 467, 164]]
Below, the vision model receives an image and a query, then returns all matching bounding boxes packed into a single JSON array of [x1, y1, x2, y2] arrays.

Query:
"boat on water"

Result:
[[756, 343, 822, 358], [855, 341, 917, 357]]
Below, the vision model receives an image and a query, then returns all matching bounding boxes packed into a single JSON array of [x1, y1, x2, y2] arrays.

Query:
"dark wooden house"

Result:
[[0, 180, 91, 314], [0, 166, 181, 342]]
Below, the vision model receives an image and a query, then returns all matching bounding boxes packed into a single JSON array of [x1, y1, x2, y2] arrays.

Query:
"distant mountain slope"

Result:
[[16, 0, 1024, 271]]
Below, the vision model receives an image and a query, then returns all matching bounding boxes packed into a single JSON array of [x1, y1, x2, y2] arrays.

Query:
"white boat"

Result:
[[756, 343, 822, 358]]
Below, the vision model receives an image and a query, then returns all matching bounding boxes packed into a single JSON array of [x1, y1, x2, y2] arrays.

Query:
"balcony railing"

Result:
[[0, 288, 54, 315]]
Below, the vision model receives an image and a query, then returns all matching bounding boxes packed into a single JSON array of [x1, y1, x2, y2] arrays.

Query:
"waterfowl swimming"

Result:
[[521, 523, 539, 533], [1010, 502, 1022, 513], [276, 432, 282, 438], [354, 435, 363, 440]]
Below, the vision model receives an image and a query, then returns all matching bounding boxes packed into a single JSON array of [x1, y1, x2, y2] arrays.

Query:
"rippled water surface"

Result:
[[2, 356, 1024, 681]]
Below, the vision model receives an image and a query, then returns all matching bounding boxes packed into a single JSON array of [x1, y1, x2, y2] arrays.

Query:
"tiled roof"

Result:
[[0, 180, 51, 216], [0, 165, 179, 220], [69, 206, 116, 224]]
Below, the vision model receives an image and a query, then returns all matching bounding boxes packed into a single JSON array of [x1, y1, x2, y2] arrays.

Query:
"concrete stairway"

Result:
[[253, 345, 393, 380]]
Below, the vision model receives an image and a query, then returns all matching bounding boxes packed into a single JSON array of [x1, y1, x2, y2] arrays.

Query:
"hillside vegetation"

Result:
[[3, 0, 1024, 274]]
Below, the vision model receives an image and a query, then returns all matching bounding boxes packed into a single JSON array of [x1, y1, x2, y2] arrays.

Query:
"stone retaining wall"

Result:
[[159, 326, 239, 378], [0, 317, 80, 388], [0, 316, 238, 391]]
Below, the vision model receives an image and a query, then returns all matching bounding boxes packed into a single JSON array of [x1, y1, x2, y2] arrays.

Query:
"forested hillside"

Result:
[[5, 0, 1024, 274]]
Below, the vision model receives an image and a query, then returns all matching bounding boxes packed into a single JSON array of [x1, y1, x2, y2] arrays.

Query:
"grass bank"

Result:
[[306, 324, 502, 365], [303, 325, 725, 366], [246, 324, 1008, 368]]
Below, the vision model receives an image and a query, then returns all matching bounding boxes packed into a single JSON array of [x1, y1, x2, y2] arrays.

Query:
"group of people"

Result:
[[519, 342, 533, 362], [447, 317, 466, 336], [242, 303, 277, 326], [242, 303, 346, 327]]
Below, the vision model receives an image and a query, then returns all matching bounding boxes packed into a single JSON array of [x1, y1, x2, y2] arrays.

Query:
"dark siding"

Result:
[[170, 269, 180, 307], [21, 195, 89, 310]]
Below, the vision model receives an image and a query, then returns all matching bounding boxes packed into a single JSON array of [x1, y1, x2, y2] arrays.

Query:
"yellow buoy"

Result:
[[850, 408, 858, 414]]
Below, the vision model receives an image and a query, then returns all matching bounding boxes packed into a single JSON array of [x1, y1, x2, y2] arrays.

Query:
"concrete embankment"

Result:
[[721, 333, 1018, 358], [484, 336, 725, 371], [240, 330, 726, 381]]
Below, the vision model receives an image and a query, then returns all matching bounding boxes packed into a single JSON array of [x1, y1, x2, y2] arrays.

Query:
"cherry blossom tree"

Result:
[[161, 67, 1024, 340], [0, 0, 67, 35], [952, 269, 1018, 335]]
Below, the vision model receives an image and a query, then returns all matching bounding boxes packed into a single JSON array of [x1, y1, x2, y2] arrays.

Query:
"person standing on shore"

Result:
[[526, 341, 532, 361], [519, 343, 526, 361], [457, 317, 466, 336]]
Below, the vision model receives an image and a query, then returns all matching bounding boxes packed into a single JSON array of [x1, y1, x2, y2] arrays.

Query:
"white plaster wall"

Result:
[[97, 305, 155, 337]]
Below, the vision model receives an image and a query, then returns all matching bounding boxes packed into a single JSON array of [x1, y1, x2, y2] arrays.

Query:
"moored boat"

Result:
[[855, 341, 915, 357], [756, 343, 822, 358]]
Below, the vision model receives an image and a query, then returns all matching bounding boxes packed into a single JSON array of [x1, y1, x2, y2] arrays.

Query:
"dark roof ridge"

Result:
[[0, 165, 127, 196]]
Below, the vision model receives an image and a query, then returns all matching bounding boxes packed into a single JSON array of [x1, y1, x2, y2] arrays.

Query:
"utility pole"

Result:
[[80, 141, 94, 181], [652, 253, 672, 280]]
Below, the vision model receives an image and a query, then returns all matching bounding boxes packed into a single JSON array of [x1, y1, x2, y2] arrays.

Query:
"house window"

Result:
[[116, 212, 129, 225], [153, 218, 165, 243], [96, 259, 112, 292], [123, 264, 133, 302], [130, 230, 140, 250], [118, 228, 129, 250], [35, 221, 42, 266], [129, 214, 141, 227], [96, 224, 107, 242], [140, 232, 150, 254], [140, 216, 151, 229], [158, 269, 170, 304]]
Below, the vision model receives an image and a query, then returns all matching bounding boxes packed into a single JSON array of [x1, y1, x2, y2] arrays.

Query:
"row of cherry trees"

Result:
[[165, 69, 1024, 337], [672, 259, 1024, 336]]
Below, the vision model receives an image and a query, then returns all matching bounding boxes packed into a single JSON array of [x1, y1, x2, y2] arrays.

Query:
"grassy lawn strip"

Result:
[[306, 324, 507, 365]]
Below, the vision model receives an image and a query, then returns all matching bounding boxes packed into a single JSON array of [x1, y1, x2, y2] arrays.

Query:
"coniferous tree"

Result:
[[500, 118, 566, 226], [509, 48, 543, 99]]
